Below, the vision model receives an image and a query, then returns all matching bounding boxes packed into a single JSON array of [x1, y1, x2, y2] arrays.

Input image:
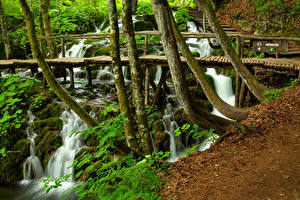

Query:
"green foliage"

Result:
[[136, 0, 153, 15], [174, 123, 217, 156], [42, 106, 165, 199], [0, 147, 6, 157], [260, 88, 282, 104], [174, 7, 193, 31], [0, 75, 36, 147]]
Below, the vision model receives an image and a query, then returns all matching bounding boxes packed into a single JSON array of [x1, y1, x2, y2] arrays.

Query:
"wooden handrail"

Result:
[[39, 31, 300, 41]]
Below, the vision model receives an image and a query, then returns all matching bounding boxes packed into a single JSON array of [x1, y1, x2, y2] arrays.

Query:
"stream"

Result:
[[1, 19, 236, 199]]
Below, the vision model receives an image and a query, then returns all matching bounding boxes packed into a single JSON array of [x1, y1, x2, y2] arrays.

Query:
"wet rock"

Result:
[[153, 132, 170, 152]]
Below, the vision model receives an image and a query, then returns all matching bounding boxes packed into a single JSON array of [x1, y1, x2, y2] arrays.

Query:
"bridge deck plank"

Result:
[[0, 56, 299, 73]]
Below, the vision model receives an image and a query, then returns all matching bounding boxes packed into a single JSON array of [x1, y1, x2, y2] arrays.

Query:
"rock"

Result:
[[152, 120, 164, 132], [153, 132, 170, 152]]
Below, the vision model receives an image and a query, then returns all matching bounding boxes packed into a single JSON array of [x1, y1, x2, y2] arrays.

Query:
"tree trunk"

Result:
[[168, 6, 250, 121], [40, 0, 58, 58], [0, 0, 11, 60], [108, 0, 141, 154], [132, 0, 138, 14], [19, 0, 97, 128], [194, 0, 267, 100], [151, 0, 231, 133], [40, 0, 65, 77], [121, 0, 153, 155], [39, 0, 47, 57]]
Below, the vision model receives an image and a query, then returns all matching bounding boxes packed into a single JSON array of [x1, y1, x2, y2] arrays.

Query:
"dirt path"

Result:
[[160, 86, 300, 200]]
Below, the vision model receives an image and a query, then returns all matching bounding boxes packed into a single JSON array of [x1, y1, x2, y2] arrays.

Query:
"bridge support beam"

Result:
[[69, 67, 74, 89], [87, 67, 92, 85]]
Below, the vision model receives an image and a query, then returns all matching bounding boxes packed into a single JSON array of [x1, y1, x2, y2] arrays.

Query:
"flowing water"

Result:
[[1, 17, 237, 198]]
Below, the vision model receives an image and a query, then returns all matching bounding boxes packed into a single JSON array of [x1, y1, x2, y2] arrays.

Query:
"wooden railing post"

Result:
[[61, 38, 66, 58], [145, 34, 149, 55], [144, 65, 150, 106]]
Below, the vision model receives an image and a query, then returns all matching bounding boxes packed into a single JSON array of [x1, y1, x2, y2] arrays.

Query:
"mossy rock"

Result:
[[35, 102, 63, 120], [0, 151, 23, 183], [32, 94, 52, 113], [174, 108, 188, 125], [153, 132, 170, 152], [35, 131, 62, 168], [93, 47, 110, 57], [152, 120, 164, 132], [33, 117, 63, 134], [13, 139, 31, 159]]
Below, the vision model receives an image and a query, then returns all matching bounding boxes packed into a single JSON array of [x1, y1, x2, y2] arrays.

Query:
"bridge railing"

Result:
[[39, 31, 300, 60]]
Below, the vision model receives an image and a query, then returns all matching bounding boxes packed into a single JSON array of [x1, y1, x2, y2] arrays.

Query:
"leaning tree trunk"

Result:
[[108, 0, 141, 154], [194, 0, 267, 100], [151, 0, 232, 134], [39, 0, 47, 57], [168, 6, 250, 121], [121, 0, 153, 155], [19, 0, 97, 128], [0, 0, 11, 60]]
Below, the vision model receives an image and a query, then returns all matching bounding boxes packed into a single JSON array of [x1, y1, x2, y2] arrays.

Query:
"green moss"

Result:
[[35, 102, 63, 120], [13, 139, 30, 158], [33, 117, 63, 133], [93, 47, 110, 57]]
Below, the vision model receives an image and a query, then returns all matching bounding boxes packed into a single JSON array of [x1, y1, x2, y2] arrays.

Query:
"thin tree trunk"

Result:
[[132, 0, 138, 14], [168, 6, 249, 121], [0, 0, 11, 60], [194, 0, 267, 100], [151, 0, 231, 133], [40, 0, 58, 58], [19, 0, 97, 128], [108, 0, 141, 154], [121, 0, 153, 155], [39, 0, 46, 57]]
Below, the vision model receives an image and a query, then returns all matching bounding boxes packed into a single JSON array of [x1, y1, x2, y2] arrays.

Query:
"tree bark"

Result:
[[39, 0, 47, 57], [132, 0, 138, 14], [40, 0, 65, 77], [151, 0, 231, 133], [19, 0, 97, 128], [121, 0, 153, 155], [168, 7, 250, 121], [40, 0, 58, 58], [108, 0, 141, 154], [194, 0, 267, 100], [0, 0, 11, 60]]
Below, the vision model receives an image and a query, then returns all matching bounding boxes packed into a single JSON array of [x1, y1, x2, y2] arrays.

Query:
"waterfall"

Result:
[[46, 109, 87, 178], [22, 110, 44, 182]]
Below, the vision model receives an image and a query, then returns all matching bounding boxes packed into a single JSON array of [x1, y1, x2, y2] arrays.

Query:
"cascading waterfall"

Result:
[[22, 110, 44, 182], [46, 109, 87, 178], [163, 21, 235, 162]]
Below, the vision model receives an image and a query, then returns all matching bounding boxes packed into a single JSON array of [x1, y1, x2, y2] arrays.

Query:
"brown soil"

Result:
[[159, 86, 300, 200]]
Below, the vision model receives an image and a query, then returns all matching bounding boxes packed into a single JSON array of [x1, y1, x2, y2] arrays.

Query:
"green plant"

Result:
[[42, 107, 166, 199], [0, 147, 6, 157], [260, 88, 282, 104], [136, 0, 153, 15], [174, 7, 193, 31]]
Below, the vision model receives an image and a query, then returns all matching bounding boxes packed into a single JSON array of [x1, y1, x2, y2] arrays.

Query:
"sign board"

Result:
[[252, 40, 288, 53]]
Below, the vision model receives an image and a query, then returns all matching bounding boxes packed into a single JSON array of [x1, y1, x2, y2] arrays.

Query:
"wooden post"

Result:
[[144, 66, 150, 106], [203, 12, 206, 32], [144, 34, 149, 55], [30, 66, 35, 77], [61, 38, 67, 81], [61, 38, 66, 58], [69, 67, 74, 89], [275, 52, 279, 59], [235, 36, 242, 107], [87, 67, 92, 85], [11, 67, 15, 74], [238, 81, 247, 108]]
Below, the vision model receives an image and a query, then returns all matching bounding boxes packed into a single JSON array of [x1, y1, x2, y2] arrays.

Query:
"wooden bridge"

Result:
[[1, 55, 299, 73]]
